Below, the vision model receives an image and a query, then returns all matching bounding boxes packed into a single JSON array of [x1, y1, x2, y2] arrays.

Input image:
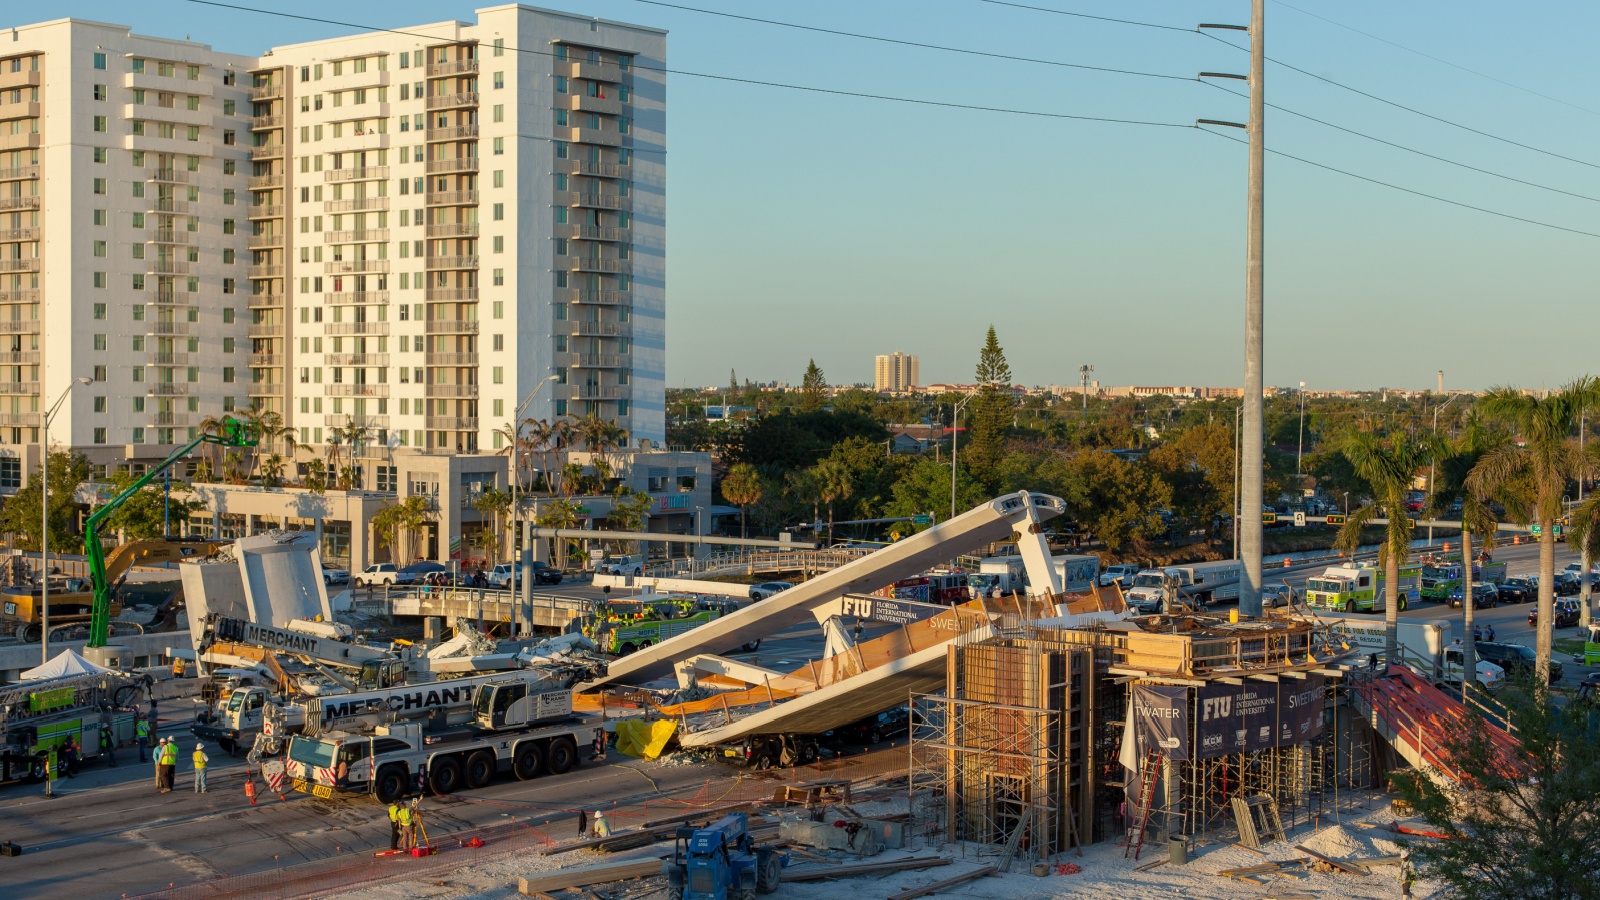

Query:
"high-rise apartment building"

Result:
[[4, 6, 665, 488], [874, 351, 919, 393]]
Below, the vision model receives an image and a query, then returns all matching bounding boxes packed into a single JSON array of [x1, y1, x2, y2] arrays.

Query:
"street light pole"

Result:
[[508, 373, 559, 637], [41, 377, 91, 663], [1428, 394, 1457, 547], [950, 395, 972, 521], [1295, 381, 1306, 478]]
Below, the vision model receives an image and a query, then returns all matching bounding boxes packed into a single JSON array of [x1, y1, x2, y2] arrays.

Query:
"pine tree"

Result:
[[965, 326, 1014, 486], [800, 359, 829, 413]]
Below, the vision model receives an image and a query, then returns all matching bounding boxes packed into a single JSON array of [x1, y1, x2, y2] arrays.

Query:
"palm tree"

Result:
[[324, 434, 343, 489], [303, 459, 328, 494], [1470, 380, 1600, 685], [814, 457, 853, 546], [473, 487, 513, 563], [1335, 430, 1439, 659], [222, 449, 248, 484], [260, 453, 286, 489], [536, 498, 580, 568], [722, 462, 763, 539], [1428, 412, 1506, 686], [197, 413, 228, 474], [1566, 482, 1600, 634]]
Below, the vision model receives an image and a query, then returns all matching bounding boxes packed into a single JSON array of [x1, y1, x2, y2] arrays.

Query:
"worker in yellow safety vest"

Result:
[[387, 801, 403, 850], [192, 742, 209, 793], [397, 803, 414, 849]]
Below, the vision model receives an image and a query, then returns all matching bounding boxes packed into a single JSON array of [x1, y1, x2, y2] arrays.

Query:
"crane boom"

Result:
[[85, 418, 256, 648]]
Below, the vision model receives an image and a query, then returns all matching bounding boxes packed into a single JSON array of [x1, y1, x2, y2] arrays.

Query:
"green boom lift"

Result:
[[84, 418, 257, 648]]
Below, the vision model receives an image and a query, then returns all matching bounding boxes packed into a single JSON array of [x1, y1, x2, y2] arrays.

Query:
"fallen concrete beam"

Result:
[[517, 855, 668, 894], [674, 654, 803, 692], [783, 856, 951, 882], [886, 865, 998, 900]]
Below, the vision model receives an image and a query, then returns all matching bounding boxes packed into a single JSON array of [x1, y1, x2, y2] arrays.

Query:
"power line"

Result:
[[1198, 126, 1600, 240], [186, 0, 1190, 129], [1271, 0, 1600, 119], [627, 0, 1194, 82], [1201, 81, 1600, 205], [971, 0, 1195, 33], [1200, 31, 1600, 172]]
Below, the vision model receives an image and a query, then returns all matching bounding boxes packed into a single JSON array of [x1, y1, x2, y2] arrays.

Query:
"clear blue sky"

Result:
[[63, 1, 1600, 392]]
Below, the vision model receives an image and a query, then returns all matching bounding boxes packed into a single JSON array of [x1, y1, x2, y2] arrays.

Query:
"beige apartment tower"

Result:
[[874, 351, 918, 393], [1, 6, 666, 490]]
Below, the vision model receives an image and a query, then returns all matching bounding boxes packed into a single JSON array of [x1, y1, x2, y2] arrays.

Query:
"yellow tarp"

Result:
[[615, 719, 677, 760]]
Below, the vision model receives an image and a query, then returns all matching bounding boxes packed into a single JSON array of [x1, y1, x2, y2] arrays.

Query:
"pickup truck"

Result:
[[596, 555, 644, 577]]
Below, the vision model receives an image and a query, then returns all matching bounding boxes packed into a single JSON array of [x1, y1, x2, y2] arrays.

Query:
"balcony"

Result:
[[427, 59, 479, 78], [557, 158, 630, 179], [248, 322, 284, 338], [565, 289, 628, 305], [248, 204, 284, 220], [568, 94, 622, 116], [0, 133, 41, 153], [248, 174, 283, 190], [424, 287, 478, 302], [0, 351, 39, 366], [249, 353, 281, 367], [425, 190, 479, 207], [425, 352, 480, 366], [0, 290, 37, 305], [146, 352, 192, 367], [250, 143, 284, 160], [147, 382, 190, 396], [569, 353, 628, 368], [571, 384, 626, 401], [0, 102, 41, 123], [324, 259, 390, 275], [248, 293, 284, 308], [248, 264, 284, 279], [148, 229, 191, 245], [146, 289, 192, 305], [0, 165, 39, 182], [147, 168, 192, 184], [425, 255, 479, 270], [147, 321, 194, 336], [324, 291, 389, 305], [0, 196, 41, 212], [324, 229, 390, 244], [0, 227, 38, 243], [323, 413, 389, 429], [247, 233, 283, 249], [325, 166, 390, 182], [151, 412, 191, 428], [0, 69, 42, 91], [425, 157, 479, 175], [149, 198, 193, 215], [425, 92, 480, 110], [251, 114, 284, 130], [560, 223, 630, 242], [568, 127, 624, 148], [425, 383, 479, 398], [566, 191, 628, 210], [0, 381, 40, 395], [324, 197, 390, 213], [425, 222, 478, 239], [424, 320, 479, 335], [424, 416, 479, 431], [569, 60, 624, 84], [0, 319, 41, 333], [0, 412, 39, 427], [425, 124, 478, 143], [560, 255, 631, 274], [327, 353, 389, 366], [564, 320, 630, 337], [148, 259, 191, 275], [0, 259, 39, 274], [325, 383, 389, 398], [324, 321, 390, 335], [249, 82, 283, 101]]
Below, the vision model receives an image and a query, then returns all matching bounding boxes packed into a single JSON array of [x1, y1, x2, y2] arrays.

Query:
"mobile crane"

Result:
[[81, 417, 257, 668]]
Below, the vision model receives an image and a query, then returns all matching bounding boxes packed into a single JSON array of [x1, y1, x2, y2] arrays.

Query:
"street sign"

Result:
[[912, 514, 933, 526], [1293, 511, 1306, 527], [1326, 514, 1347, 526], [1261, 512, 1277, 524]]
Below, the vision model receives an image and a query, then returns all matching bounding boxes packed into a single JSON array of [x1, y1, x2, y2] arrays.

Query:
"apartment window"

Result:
[[492, 334, 503, 351], [618, 117, 630, 135], [222, 129, 236, 146], [222, 308, 235, 324], [93, 240, 107, 257], [223, 220, 235, 235], [94, 51, 109, 69], [493, 105, 504, 123], [493, 72, 504, 89], [493, 270, 504, 288], [187, 126, 200, 142], [492, 367, 503, 384], [554, 109, 567, 127], [554, 206, 567, 225], [131, 305, 145, 321], [132, 58, 145, 74], [92, 116, 108, 133], [187, 95, 200, 112], [130, 244, 144, 260], [132, 274, 145, 290], [93, 334, 107, 351], [130, 336, 144, 352], [133, 428, 145, 444], [222, 249, 234, 264], [619, 85, 631, 103], [131, 182, 145, 199], [222, 367, 235, 383], [93, 272, 107, 288], [92, 209, 107, 226], [93, 396, 107, 413], [223, 99, 235, 115], [92, 83, 108, 101], [619, 55, 633, 71], [93, 428, 107, 444], [493, 170, 504, 188], [187, 65, 200, 81], [92, 303, 107, 320], [223, 189, 236, 205], [187, 155, 200, 172], [493, 236, 504, 253], [222, 337, 235, 353], [92, 365, 108, 381], [555, 141, 568, 159]]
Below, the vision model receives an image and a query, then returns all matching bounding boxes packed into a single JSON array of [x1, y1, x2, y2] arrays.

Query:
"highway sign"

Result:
[[912, 514, 933, 526], [1326, 514, 1347, 526]]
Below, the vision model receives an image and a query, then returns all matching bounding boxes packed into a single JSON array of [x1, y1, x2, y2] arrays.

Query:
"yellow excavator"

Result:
[[0, 538, 229, 642]]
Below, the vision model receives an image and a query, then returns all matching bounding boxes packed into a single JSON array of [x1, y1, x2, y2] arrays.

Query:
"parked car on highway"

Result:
[[748, 581, 793, 602], [322, 564, 350, 586], [1261, 585, 1294, 608], [1476, 641, 1563, 683], [1447, 582, 1498, 609], [1554, 573, 1584, 596], [824, 707, 910, 746], [1530, 598, 1582, 628], [1099, 565, 1140, 588], [400, 561, 447, 580], [1496, 577, 1535, 603], [354, 563, 414, 586], [596, 555, 644, 577]]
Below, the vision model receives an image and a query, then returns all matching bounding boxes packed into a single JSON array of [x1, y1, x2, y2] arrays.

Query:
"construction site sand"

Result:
[[325, 792, 1430, 900]]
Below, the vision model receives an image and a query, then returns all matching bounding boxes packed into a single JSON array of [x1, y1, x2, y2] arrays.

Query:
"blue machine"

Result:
[[663, 812, 787, 900]]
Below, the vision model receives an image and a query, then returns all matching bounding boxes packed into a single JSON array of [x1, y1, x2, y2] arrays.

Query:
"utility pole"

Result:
[[1078, 364, 1093, 418]]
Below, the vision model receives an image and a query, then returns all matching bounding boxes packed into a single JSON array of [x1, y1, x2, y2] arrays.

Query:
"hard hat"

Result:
[[595, 811, 605, 817], [196, 742, 204, 750]]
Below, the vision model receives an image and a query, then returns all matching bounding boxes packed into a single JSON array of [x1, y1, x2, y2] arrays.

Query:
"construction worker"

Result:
[[172, 656, 187, 678], [43, 745, 56, 798], [153, 737, 165, 792], [396, 801, 414, 850], [135, 716, 151, 757], [100, 723, 118, 768], [192, 742, 210, 793], [61, 735, 79, 778], [160, 736, 179, 793], [387, 800, 403, 850], [592, 811, 610, 839], [1399, 849, 1415, 898]]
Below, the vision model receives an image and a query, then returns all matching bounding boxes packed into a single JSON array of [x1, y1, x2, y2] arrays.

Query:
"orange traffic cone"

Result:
[[244, 769, 257, 806]]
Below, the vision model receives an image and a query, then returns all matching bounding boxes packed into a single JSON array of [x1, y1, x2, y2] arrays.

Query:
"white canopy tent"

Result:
[[20, 648, 113, 681]]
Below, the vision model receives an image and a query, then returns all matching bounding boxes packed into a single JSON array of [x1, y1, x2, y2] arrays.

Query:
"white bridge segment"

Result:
[[583, 491, 1067, 689]]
